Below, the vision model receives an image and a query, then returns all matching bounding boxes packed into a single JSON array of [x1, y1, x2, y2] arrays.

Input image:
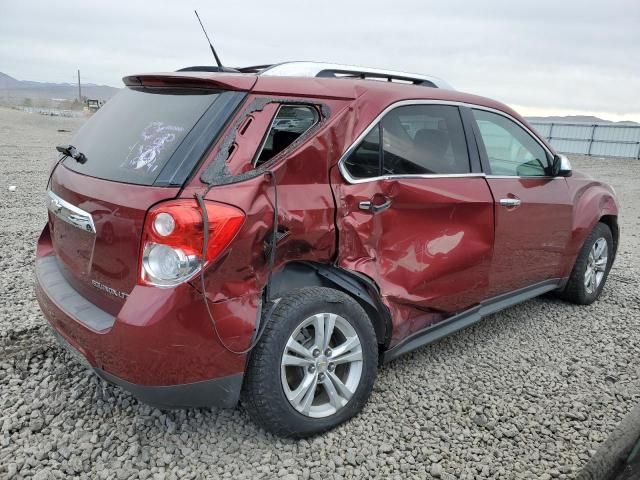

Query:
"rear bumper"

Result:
[[48, 324, 243, 408], [35, 225, 258, 408], [96, 369, 243, 409]]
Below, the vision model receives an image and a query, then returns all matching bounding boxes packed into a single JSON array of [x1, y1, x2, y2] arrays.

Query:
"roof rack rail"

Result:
[[175, 61, 453, 89], [257, 61, 453, 89]]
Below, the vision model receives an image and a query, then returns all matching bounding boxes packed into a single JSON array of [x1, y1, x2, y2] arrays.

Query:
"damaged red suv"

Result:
[[35, 62, 619, 437]]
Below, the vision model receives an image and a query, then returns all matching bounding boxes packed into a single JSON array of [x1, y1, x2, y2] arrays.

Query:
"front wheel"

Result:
[[242, 287, 378, 438], [560, 222, 614, 305]]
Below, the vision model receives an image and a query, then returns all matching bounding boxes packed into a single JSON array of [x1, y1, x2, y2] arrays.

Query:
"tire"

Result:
[[242, 287, 378, 438], [560, 222, 614, 305]]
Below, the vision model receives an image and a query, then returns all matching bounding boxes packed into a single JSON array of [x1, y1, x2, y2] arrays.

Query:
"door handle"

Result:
[[359, 198, 392, 214], [499, 198, 521, 208]]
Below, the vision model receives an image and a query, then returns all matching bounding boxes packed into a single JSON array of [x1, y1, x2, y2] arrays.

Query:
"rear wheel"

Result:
[[242, 287, 378, 438], [560, 222, 613, 305]]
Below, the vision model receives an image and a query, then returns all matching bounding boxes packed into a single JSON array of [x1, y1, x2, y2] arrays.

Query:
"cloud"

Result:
[[1, 0, 638, 120]]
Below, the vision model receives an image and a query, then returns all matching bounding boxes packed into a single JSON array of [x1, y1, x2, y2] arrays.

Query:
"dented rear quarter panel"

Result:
[[181, 91, 357, 351]]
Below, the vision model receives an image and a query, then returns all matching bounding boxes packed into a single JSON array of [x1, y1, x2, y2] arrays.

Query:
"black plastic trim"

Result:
[[236, 64, 273, 74], [305, 263, 393, 345], [176, 66, 241, 73], [459, 106, 483, 173], [154, 91, 247, 187], [463, 106, 493, 174], [267, 262, 393, 345], [313, 265, 379, 310], [383, 278, 564, 362], [96, 368, 243, 409]]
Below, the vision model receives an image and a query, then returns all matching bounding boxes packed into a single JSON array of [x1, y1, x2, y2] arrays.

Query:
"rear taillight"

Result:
[[139, 199, 245, 287]]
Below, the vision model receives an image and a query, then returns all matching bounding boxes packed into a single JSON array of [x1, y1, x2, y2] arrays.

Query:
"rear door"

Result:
[[467, 107, 573, 297], [334, 102, 495, 339], [47, 86, 245, 315]]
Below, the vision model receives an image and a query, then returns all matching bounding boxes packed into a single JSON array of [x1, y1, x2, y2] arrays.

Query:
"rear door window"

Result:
[[63, 87, 241, 186], [382, 105, 470, 175], [343, 104, 471, 178], [343, 124, 382, 178]]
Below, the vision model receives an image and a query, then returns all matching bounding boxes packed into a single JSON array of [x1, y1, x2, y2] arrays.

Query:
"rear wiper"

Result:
[[56, 144, 87, 164]]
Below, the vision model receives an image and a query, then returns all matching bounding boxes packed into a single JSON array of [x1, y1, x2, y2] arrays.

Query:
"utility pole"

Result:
[[77, 69, 82, 103]]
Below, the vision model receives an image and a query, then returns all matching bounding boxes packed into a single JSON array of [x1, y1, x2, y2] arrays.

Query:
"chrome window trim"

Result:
[[338, 99, 555, 184], [340, 169, 488, 184], [485, 175, 563, 180], [47, 190, 96, 234]]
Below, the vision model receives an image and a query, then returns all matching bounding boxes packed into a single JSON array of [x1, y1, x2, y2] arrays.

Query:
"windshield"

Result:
[[63, 87, 232, 186]]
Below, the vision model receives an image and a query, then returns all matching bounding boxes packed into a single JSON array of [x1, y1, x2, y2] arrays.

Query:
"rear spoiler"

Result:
[[122, 72, 257, 91]]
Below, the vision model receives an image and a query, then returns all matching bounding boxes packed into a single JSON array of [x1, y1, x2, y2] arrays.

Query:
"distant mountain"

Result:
[[526, 115, 639, 125], [0, 72, 21, 88], [0, 71, 119, 102]]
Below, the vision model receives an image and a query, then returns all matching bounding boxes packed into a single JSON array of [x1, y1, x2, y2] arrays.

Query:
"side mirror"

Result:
[[551, 154, 572, 177]]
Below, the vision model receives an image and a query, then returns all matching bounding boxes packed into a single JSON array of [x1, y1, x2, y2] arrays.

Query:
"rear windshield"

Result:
[[63, 87, 227, 185]]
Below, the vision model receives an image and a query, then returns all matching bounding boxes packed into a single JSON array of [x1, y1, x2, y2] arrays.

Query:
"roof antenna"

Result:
[[194, 9, 223, 69]]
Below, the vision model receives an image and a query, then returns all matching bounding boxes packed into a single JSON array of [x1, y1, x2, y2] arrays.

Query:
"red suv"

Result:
[[35, 62, 619, 437]]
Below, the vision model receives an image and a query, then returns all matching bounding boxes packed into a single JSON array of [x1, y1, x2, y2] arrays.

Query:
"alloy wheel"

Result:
[[280, 313, 363, 418], [585, 237, 608, 295]]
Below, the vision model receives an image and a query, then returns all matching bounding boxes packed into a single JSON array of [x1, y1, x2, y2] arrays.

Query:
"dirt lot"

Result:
[[1, 106, 639, 479]]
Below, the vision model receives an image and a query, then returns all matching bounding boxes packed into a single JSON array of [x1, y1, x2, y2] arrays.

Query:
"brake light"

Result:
[[139, 199, 245, 287]]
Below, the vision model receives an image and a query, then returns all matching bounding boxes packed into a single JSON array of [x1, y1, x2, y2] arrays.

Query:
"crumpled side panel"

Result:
[[334, 170, 495, 345], [182, 96, 355, 349], [205, 293, 261, 352]]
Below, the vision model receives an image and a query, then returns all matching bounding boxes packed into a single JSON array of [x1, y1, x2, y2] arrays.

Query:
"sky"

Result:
[[1, 0, 639, 121]]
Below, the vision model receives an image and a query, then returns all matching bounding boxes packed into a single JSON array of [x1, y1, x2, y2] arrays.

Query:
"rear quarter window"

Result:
[[253, 105, 319, 167]]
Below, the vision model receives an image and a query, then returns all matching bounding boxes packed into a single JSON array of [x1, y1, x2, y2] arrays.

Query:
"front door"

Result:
[[333, 103, 495, 341], [469, 108, 573, 297]]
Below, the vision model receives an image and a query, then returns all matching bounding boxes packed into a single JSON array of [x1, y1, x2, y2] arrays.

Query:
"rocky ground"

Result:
[[0, 106, 639, 479]]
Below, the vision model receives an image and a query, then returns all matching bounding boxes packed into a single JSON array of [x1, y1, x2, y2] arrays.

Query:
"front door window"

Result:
[[472, 109, 550, 177]]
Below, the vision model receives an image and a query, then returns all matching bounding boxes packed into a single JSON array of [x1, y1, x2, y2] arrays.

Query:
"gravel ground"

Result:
[[1, 106, 639, 479]]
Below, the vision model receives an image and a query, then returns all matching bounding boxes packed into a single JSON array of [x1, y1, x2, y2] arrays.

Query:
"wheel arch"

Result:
[[567, 182, 619, 263], [266, 261, 393, 348]]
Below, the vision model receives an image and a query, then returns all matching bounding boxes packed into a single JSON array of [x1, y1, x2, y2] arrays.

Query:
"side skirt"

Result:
[[382, 278, 564, 363]]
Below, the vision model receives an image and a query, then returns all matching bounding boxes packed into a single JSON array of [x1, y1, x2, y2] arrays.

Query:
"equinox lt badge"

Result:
[[91, 280, 129, 299]]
